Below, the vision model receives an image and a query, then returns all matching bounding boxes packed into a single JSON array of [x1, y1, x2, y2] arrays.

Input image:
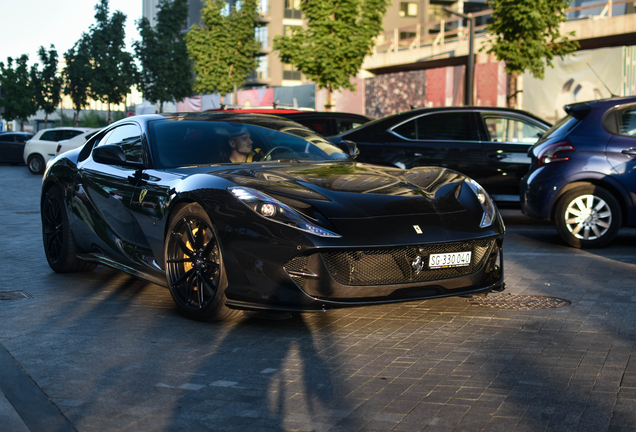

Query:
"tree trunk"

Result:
[[44, 113, 48, 129], [159, 101, 164, 114], [74, 109, 80, 127], [108, 103, 112, 124], [507, 72, 520, 109], [324, 89, 334, 112]]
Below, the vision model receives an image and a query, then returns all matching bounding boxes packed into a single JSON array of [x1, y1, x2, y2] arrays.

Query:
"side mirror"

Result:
[[93, 144, 144, 169], [340, 140, 360, 160]]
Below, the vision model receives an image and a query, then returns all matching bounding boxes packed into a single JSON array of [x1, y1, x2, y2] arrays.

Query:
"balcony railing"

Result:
[[373, 0, 635, 55]]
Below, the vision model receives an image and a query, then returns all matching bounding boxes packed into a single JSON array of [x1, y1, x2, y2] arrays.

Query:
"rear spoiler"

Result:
[[564, 103, 591, 119]]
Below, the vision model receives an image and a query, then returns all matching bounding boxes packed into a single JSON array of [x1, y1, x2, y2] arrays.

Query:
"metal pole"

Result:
[[443, 7, 475, 106]]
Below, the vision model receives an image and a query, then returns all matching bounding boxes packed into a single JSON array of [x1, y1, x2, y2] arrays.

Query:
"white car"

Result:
[[54, 129, 101, 158], [23, 127, 95, 174]]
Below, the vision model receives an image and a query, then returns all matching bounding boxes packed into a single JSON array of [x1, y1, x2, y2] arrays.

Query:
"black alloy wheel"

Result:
[[42, 187, 96, 272], [28, 154, 45, 174], [165, 203, 239, 321]]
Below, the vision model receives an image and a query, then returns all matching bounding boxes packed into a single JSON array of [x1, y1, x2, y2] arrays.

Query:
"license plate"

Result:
[[428, 251, 471, 268]]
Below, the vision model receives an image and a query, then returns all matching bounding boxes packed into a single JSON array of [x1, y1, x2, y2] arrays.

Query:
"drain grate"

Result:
[[0, 291, 33, 301], [467, 293, 570, 310]]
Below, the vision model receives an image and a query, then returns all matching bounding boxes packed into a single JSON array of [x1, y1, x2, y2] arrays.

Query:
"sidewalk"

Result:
[[0, 344, 74, 432]]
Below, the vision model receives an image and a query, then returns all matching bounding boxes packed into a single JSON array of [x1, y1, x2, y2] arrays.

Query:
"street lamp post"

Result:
[[443, 7, 475, 106]]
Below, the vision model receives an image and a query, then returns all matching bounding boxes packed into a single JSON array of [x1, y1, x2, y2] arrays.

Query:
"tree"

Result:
[[0, 55, 38, 131], [87, 0, 137, 123], [273, 0, 389, 111], [185, 0, 260, 99], [31, 45, 62, 128], [482, 0, 579, 107], [134, 0, 192, 112], [63, 37, 93, 127]]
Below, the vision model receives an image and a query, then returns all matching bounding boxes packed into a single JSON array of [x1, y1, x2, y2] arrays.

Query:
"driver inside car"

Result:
[[220, 125, 263, 163]]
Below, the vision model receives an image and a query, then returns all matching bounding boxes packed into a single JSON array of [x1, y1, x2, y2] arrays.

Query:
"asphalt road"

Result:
[[1, 164, 635, 432]]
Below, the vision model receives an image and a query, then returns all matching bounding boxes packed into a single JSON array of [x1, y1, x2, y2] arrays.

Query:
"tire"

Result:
[[165, 203, 240, 322], [28, 154, 45, 174], [554, 185, 622, 248], [41, 187, 97, 272]]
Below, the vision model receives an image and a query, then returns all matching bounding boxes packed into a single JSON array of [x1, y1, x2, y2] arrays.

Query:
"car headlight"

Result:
[[464, 178, 497, 228], [228, 187, 341, 238]]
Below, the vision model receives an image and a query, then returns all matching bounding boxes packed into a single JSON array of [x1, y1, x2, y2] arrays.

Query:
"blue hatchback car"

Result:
[[521, 96, 636, 248]]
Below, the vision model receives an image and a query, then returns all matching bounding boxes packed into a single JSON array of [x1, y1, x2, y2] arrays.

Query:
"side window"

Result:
[[483, 115, 546, 143], [40, 131, 58, 141], [62, 130, 84, 140], [4, 134, 17, 142], [17, 135, 30, 143], [100, 124, 143, 163], [392, 119, 417, 139], [617, 107, 636, 137], [296, 118, 332, 136], [416, 112, 473, 141], [336, 119, 364, 134]]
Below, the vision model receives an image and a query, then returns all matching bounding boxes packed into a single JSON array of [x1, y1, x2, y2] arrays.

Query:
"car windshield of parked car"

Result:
[[148, 120, 349, 168]]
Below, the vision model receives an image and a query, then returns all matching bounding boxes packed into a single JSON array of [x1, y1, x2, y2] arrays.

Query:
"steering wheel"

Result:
[[263, 146, 295, 161]]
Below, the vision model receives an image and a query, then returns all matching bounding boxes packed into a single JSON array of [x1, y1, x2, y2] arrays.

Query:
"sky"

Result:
[[0, 0, 143, 67]]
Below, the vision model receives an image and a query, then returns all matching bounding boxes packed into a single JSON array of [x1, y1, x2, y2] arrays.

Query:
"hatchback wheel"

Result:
[[555, 186, 621, 248], [28, 154, 45, 174], [165, 203, 240, 322]]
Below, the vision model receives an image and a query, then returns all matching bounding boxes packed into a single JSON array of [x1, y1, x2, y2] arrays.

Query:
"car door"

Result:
[[605, 104, 636, 224], [76, 123, 144, 264], [479, 112, 549, 202], [387, 111, 485, 182], [0, 134, 24, 163]]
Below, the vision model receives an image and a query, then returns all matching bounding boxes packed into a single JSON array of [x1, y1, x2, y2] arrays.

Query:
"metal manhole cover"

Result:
[[13, 211, 40, 215], [0, 291, 33, 301], [466, 293, 570, 310]]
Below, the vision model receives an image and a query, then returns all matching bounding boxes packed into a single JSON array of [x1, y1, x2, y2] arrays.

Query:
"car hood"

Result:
[[203, 162, 473, 220]]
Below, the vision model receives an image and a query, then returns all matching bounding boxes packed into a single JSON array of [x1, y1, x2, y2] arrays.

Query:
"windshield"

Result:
[[148, 119, 349, 168]]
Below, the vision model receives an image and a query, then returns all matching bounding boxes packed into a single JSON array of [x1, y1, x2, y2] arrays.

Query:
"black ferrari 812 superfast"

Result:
[[41, 113, 505, 321]]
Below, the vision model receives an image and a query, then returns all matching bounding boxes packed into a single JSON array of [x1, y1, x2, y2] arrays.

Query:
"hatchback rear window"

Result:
[[541, 114, 581, 140]]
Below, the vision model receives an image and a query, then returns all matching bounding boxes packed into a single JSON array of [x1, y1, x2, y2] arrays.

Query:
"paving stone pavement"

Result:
[[0, 164, 635, 432]]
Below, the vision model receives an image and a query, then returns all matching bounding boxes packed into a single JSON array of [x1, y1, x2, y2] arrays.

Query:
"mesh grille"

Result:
[[321, 240, 494, 286], [284, 256, 309, 285]]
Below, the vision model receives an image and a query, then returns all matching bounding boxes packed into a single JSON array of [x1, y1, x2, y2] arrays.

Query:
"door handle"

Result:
[[488, 153, 507, 160], [621, 149, 636, 156]]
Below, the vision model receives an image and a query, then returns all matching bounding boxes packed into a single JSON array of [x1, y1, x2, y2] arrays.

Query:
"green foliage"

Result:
[[273, 0, 389, 94], [482, 0, 579, 79], [76, 110, 124, 128], [63, 36, 93, 125], [134, 0, 192, 111], [186, 0, 260, 97], [0, 55, 38, 129], [59, 111, 74, 127], [31, 45, 62, 126], [87, 0, 137, 121]]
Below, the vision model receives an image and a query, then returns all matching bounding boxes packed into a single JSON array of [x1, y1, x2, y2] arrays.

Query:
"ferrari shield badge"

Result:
[[139, 189, 147, 204], [413, 225, 422, 234]]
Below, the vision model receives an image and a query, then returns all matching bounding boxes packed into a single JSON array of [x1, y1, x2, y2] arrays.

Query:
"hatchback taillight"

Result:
[[537, 142, 574, 167]]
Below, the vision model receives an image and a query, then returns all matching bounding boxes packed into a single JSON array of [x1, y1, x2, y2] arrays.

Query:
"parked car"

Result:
[[54, 129, 100, 158], [521, 96, 636, 248], [0, 131, 33, 164], [205, 107, 373, 137], [23, 127, 95, 174], [329, 107, 551, 206], [41, 113, 505, 322]]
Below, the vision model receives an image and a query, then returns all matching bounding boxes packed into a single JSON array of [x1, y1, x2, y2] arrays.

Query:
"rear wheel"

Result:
[[28, 154, 45, 174], [165, 203, 239, 322], [554, 185, 621, 248], [42, 187, 97, 272]]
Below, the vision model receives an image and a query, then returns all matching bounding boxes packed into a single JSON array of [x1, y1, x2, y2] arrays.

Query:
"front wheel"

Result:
[[28, 154, 45, 174], [42, 187, 97, 272], [165, 203, 239, 322], [554, 185, 621, 248]]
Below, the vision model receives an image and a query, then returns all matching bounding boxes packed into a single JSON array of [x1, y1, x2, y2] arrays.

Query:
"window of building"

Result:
[[399, 2, 418, 17], [256, 56, 268, 79], [255, 26, 268, 49], [283, 63, 301, 81], [284, 0, 302, 19], [258, 0, 268, 15]]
